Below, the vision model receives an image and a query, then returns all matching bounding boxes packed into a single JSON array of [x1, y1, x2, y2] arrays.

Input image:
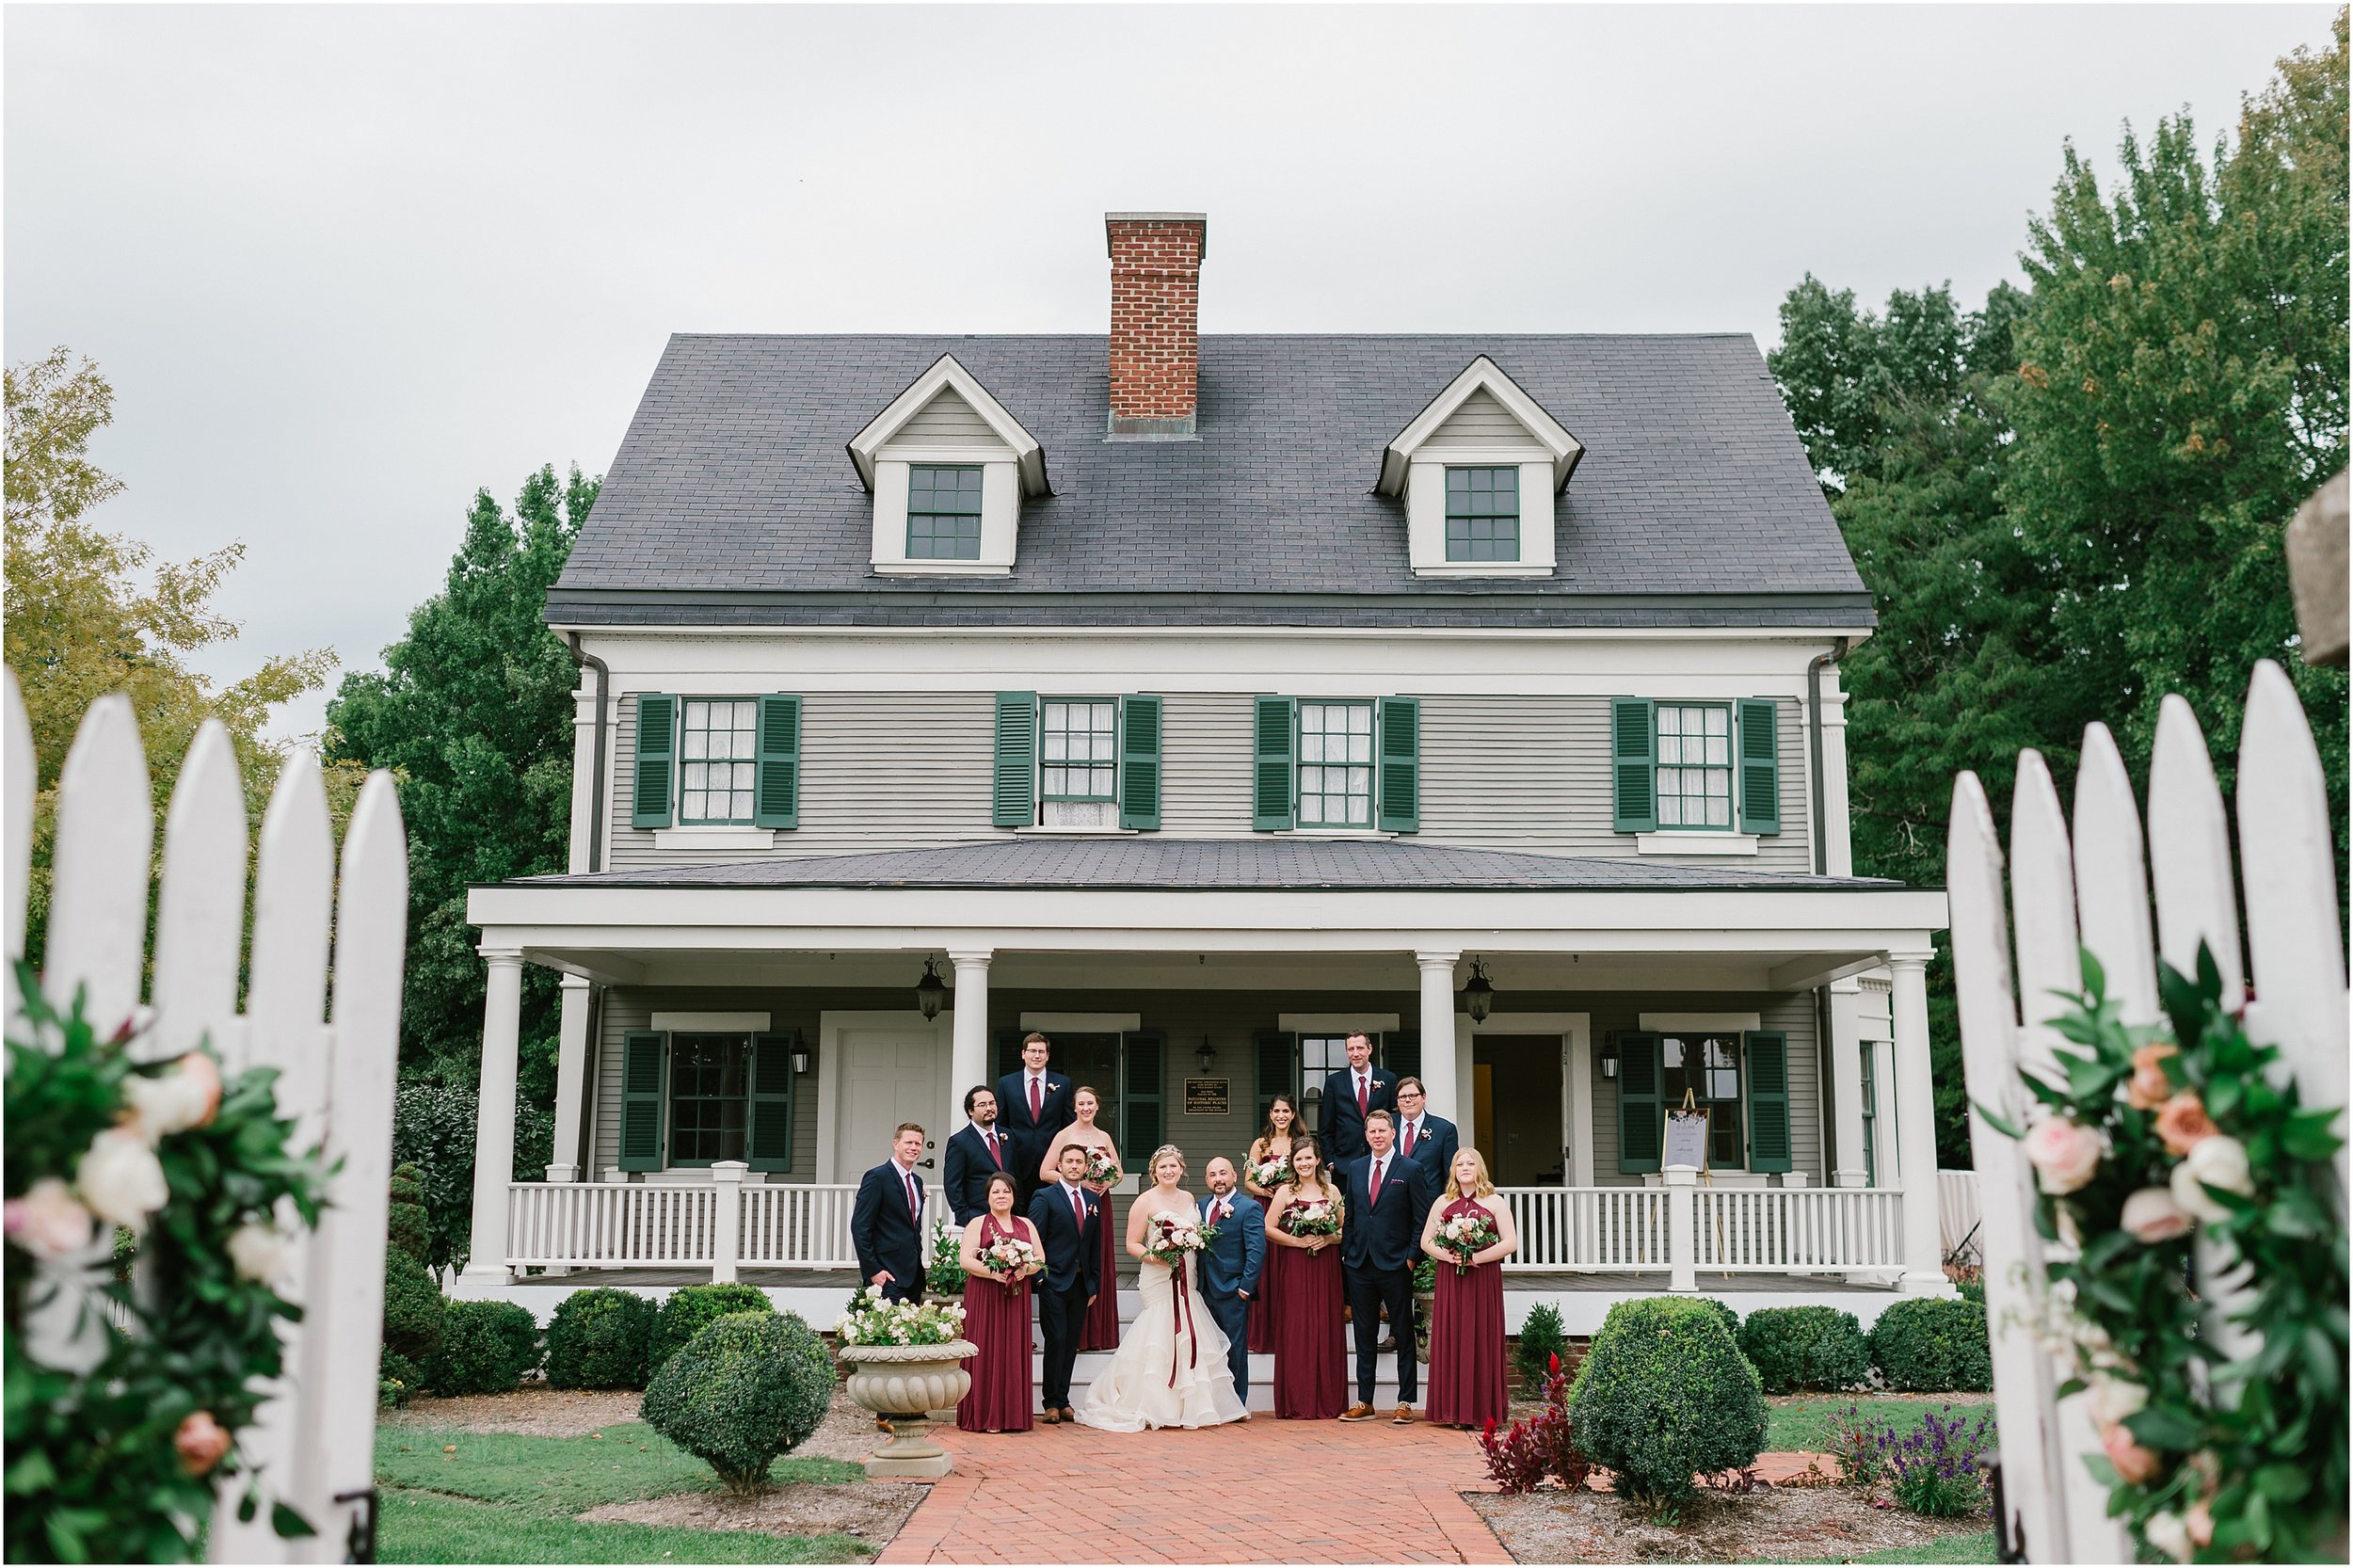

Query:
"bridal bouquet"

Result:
[[1282, 1196, 1341, 1240], [978, 1234, 1038, 1291], [1143, 1212, 1215, 1268], [1251, 1153, 1294, 1191], [1082, 1147, 1122, 1186], [1435, 1209, 1499, 1274]]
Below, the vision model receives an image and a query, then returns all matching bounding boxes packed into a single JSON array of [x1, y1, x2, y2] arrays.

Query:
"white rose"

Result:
[[2170, 1136, 2252, 1224], [2086, 1376, 2147, 1427], [6, 1178, 96, 1261], [77, 1128, 168, 1229], [2120, 1187, 2196, 1243], [227, 1223, 292, 1284], [121, 1052, 223, 1143], [2144, 1512, 2191, 1562]]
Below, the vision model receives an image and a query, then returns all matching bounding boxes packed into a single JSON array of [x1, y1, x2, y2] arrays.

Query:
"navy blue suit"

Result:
[[1394, 1112, 1460, 1192], [1198, 1192, 1265, 1401], [1340, 1150, 1432, 1404], [997, 1069, 1076, 1205], [849, 1160, 928, 1303], [1320, 1065, 1399, 1163], [942, 1123, 1014, 1225], [1026, 1179, 1102, 1411]]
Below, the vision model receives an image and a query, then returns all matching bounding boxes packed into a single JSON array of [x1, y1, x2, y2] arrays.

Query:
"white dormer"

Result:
[[1377, 357, 1583, 578], [849, 355, 1048, 576]]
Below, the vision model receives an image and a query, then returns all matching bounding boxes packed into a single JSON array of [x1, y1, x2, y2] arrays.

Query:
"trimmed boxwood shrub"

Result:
[[1869, 1297, 1993, 1392], [388, 1163, 431, 1263], [1693, 1295, 1741, 1345], [640, 1311, 834, 1494], [430, 1299, 543, 1395], [547, 1288, 658, 1390], [650, 1283, 775, 1373], [1739, 1305, 1870, 1394], [1568, 1296, 1766, 1506], [1513, 1301, 1569, 1386], [383, 1254, 444, 1368]]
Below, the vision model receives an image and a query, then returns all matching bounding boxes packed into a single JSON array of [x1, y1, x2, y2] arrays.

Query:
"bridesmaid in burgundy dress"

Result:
[[1036, 1087, 1123, 1352], [1241, 1095, 1300, 1355], [1420, 1147, 1518, 1430], [1264, 1138, 1348, 1420], [956, 1171, 1043, 1433]]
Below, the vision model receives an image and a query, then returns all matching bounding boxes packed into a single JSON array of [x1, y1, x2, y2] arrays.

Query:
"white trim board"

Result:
[[1018, 1012, 1142, 1033], [1279, 1013, 1401, 1033], [649, 1012, 772, 1032], [1639, 1012, 1763, 1032]]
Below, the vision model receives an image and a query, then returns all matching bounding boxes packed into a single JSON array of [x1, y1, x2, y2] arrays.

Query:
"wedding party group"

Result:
[[848, 1032, 1521, 1436]]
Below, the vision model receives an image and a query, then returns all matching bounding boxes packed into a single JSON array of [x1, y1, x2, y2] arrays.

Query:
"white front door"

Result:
[[830, 1018, 951, 1181]]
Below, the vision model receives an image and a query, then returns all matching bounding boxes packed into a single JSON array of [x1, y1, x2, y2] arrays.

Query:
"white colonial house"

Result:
[[458, 214, 1957, 1352]]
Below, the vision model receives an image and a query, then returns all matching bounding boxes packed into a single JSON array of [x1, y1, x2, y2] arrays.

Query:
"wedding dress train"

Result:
[[1073, 1238, 1249, 1432]]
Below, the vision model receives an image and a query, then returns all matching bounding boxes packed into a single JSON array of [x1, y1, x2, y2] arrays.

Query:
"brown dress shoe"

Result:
[[1392, 1405, 1417, 1425], [1038, 1408, 1061, 1425], [1060, 1406, 1078, 1423], [1337, 1402, 1378, 1421]]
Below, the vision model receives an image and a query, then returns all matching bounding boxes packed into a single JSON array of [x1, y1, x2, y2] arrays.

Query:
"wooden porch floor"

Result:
[[516, 1264, 1895, 1294]]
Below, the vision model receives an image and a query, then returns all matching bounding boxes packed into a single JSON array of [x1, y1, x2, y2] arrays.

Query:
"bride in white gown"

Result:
[[1076, 1145, 1251, 1432]]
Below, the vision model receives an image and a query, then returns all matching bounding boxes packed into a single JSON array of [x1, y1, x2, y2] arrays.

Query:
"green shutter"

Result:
[[1254, 1031, 1298, 1127], [1610, 697, 1656, 834], [619, 1031, 667, 1172], [754, 696, 801, 830], [747, 1032, 796, 1173], [1252, 696, 1294, 831], [632, 695, 676, 830], [1859, 1046, 1877, 1187], [1119, 695, 1162, 831], [1737, 697, 1781, 835], [993, 1027, 1023, 1082], [1746, 1032, 1792, 1172], [1376, 696, 1420, 833], [992, 692, 1037, 827], [1615, 1031, 1662, 1174], [1383, 1030, 1421, 1083], [1122, 1032, 1165, 1156]]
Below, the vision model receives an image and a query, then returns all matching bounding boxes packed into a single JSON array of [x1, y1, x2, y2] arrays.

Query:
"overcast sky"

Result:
[[6, 3, 2335, 740]]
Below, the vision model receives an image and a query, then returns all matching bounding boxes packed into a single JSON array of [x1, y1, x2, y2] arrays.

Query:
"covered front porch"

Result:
[[457, 839, 1952, 1310]]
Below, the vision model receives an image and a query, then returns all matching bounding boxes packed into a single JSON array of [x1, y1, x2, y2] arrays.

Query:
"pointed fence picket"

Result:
[[4, 673, 408, 1565], [1947, 662, 2346, 1563]]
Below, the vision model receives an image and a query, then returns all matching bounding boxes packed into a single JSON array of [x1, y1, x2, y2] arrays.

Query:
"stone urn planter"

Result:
[[836, 1340, 976, 1480]]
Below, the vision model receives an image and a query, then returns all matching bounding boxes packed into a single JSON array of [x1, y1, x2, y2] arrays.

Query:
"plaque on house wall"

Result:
[[1183, 1079, 1231, 1116]]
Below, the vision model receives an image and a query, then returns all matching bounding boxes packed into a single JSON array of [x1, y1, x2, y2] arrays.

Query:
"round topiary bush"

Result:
[[1568, 1295, 1767, 1506], [430, 1299, 544, 1395], [1738, 1305, 1870, 1394], [1869, 1297, 1992, 1392], [387, 1161, 431, 1262], [639, 1311, 834, 1494], [1513, 1301, 1568, 1386], [383, 1249, 445, 1370], [650, 1283, 775, 1373], [547, 1288, 658, 1390], [1693, 1295, 1741, 1346]]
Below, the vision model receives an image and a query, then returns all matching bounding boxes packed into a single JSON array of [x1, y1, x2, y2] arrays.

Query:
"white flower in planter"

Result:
[[227, 1223, 292, 1284], [78, 1128, 168, 1229]]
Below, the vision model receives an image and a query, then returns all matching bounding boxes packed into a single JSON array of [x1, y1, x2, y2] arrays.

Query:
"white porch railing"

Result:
[[508, 1176, 952, 1277], [1502, 1185, 1671, 1270], [1691, 1186, 1906, 1271]]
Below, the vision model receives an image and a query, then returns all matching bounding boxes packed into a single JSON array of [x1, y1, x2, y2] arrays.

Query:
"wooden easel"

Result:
[[1673, 1087, 1732, 1280]]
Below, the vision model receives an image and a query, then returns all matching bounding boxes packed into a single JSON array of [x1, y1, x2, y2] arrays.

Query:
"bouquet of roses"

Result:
[[1082, 1146, 1122, 1187], [1143, 1212, 1216, 1268], [979, 1233, 1038, 1291], [1282, 1196, 1341, 1241], [1252, 1153, 1295, 1191], [1435, 1208, 1499, 1274]]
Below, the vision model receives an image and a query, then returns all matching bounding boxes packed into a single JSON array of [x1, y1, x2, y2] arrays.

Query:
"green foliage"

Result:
[[1567, 1296, 1767, 1506], [638, 1313, 834, 1495], [376, 1490, 871, 1564], [924, 1221, 966, 1297], [1740, 1305, 1870, 1395], [1868, 1299, 1992, 1394], [1957, 1279, 1985, 1307], [4, 975, 329, 1561], [1513, 1301, 1569, 1386], [1692, 1295, 1741, 1345], [547, 1288, 658, 1391], [384, 1251, 447, 1366], [649, 1284, 776, 1374], [391, 1080, 552, 1274], [388, 1161, 431, 1262], [380, 1348, 424, 1410], [430, 1300, 542, 1397]]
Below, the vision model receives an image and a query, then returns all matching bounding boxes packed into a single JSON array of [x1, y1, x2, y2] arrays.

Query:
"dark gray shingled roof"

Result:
[[548, 334, 1871, 631], [513, 838, 1905, 893]]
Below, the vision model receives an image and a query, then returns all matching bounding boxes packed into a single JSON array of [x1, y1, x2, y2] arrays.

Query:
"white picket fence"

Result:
[[5, 675, 408, 1564], [1947, 661, 2346, 1562]]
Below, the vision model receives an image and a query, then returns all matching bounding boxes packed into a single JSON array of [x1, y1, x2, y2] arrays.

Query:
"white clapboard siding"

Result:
[[1947, 660, 2345, 1564], [5, 678, 408, 1563]]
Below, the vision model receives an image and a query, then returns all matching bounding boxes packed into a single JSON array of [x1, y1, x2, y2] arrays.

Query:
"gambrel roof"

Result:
[[550, 333, 1870, 631]]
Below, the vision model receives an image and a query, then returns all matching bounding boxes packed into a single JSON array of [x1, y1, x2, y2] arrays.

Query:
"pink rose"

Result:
[[2185, 1504, 2213, 1547], [174, 1411, 231, 1477], [4, 1178, 95, 1261], [123, 1051, 223, 1143], [2101, 1421, 2160, 1484], [2154, 1093, 2218, 1157], [2023, 1117, 2103, 1194], [2126, 1043, 2179, 1112], [2120, 1187, 2195, 1243]]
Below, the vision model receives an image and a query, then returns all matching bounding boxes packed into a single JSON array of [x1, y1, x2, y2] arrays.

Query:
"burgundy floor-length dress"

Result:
[[1080, 1184, 1121, 1352], [956, 1215, 1036, 1433], [1425, 1196, 1507, 1428], [1243, 1144, 1287, 1353], [1271, 1210, 1347, 1420]]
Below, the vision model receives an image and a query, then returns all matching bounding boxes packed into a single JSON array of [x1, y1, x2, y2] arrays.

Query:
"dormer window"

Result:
[[1445, 467, 1520, 562], [907, 464, 985, 560], [1378, 356, 1582, 580], [848, 353, 1048, 577]]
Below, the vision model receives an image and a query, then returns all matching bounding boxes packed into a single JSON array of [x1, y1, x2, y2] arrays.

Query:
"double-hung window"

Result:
[[1296, 701, 1374, 826], [1040, 699, 1117, 803], [1654, 703, 1734, 830], [906, 464, 984, 560], [1662, 1033, 1744, 1166], [667, 1032, 751, 1164], [1445, 467, 1520, 562], [680, 699, 758, 824]]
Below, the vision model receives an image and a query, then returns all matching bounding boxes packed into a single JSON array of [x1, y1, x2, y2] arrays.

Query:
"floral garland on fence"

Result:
[[1988, 948, 2348, 1562], [3, 969, 329, 1563]]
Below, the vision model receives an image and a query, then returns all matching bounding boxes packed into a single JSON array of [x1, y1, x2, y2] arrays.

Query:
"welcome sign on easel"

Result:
[[1663, 1090, 1730, 1277]]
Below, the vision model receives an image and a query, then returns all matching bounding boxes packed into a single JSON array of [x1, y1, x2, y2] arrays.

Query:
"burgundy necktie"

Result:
[[904, 1170, 920, 1223], [1071, 1188, 1085, 1230], [1404, 1121, 1417, 1156], [1031, 1076, 1044, 1122], [986, 1130, 1002, 1169], [1357, 1075, 1369, 1116], [1369, 1159, 1385, 1207]]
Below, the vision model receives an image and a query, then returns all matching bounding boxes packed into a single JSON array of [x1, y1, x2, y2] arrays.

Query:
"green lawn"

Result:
[[376, 1421, 872, 1565], [1763, 1529, 1998, 1564], [1765, 1399, 1993, 1453]]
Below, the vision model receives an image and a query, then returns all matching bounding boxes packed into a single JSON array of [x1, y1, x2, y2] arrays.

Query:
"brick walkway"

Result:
[[875, 1416, 1512, 1564]]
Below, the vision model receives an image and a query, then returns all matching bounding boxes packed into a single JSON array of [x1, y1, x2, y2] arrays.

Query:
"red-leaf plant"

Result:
[[1480, 1352, 1593, 1494]]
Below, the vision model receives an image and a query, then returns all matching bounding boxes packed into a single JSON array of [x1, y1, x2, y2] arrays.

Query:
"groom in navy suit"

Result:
[[997, 1032, 1075, 1208], [1337, 1111, 1432, 1422], [1026, 1143, 1101, 1424], [1319, 1032, 1398, 1165], [849, 1124, 930, 1304], [1197, 1157, 1264, 1409]]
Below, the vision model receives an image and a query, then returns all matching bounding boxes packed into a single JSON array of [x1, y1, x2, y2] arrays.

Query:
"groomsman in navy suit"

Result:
[[1197, 1157, 1265, 1410], [997, 1032, 1075, 1207], [942, 1086, 1012, 1225], [1027, 1144, 1102, 1424], [1391, 1077, 1459, 1192], [1319, 1031, 1398, 1165], [1337, 1111, 1432, 1423], [849, 1124, 930, 1304]]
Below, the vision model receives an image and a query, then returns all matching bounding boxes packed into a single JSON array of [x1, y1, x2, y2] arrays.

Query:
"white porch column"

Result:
[[1818, 668, 1854, 876], [1888, 954, 1954, 1294], [710, 1161, 746, 1284], [1829, 980, 1868, 1188], [1664, 1165, 1698, 1291], [948, 950, 992, 1139], [1415, 951, 1462, 1123], [548, 976, 591, 1183], [462, 950, 524, 1282]]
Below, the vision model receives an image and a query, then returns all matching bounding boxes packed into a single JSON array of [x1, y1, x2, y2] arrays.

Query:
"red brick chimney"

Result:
[[1105, 212, 1208, 437]]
